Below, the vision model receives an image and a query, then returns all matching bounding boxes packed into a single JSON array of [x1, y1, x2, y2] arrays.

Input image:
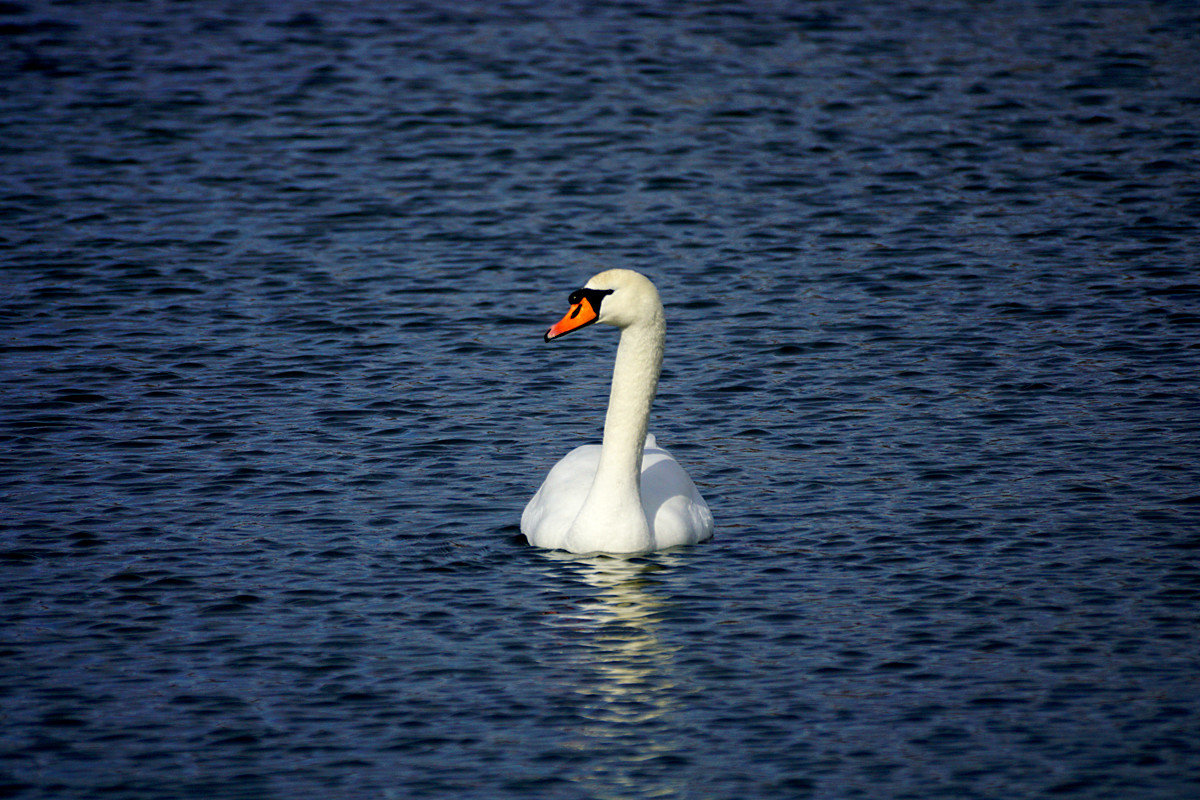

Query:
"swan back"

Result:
[[522, 436, 713, 553]]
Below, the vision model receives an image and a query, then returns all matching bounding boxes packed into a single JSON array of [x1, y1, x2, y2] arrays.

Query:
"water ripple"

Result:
[[2, 1, 1199, 798]]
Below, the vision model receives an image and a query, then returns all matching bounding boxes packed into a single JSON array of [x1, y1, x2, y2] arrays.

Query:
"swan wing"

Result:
[[640, 442, 714, 549], [521, 444, 601, 550]]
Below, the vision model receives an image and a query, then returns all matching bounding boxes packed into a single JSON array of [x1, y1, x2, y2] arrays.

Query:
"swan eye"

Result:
[[567, 287, 614, 310]]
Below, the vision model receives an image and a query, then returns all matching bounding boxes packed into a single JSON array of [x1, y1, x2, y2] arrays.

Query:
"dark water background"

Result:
[[3, 1, 1199, 798]]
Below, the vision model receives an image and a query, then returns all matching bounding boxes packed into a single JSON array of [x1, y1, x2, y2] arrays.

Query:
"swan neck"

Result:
[[594, 314, 664, 493]]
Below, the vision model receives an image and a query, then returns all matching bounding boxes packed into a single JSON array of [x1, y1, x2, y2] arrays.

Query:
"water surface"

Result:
[[2, 1, 1199, 798]]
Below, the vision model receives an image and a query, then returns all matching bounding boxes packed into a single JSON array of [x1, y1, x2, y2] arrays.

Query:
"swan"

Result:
[[521, 269, 714, 555]]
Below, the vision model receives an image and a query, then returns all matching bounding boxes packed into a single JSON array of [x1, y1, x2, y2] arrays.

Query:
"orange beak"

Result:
[[545, 296, 601, 342]]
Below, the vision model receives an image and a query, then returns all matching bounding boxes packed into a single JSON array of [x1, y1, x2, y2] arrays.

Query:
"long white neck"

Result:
[[566, 309, 665, 553], [595, 312, 664, 493]]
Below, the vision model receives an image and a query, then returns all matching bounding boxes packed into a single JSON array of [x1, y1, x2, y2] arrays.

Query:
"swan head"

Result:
[[544, 269, 662, 342]]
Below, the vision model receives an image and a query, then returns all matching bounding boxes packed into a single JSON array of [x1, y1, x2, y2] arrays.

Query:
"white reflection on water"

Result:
[[539, 552, 694, 799]]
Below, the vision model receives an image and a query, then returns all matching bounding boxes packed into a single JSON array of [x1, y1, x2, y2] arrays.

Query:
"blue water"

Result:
[[2, 1, 1199, 798]]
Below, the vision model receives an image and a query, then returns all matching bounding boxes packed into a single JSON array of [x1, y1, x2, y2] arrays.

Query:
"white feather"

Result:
[[522, 270, 714, 554]]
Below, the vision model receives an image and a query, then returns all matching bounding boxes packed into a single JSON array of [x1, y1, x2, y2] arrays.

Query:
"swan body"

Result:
[[521, 269, 714, 555]]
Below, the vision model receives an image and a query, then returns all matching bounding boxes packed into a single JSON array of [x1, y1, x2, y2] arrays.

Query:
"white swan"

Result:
[[521, 269, 714, 555]]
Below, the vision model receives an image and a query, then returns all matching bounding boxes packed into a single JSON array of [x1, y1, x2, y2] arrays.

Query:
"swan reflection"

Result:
[[541, 552, 689, 798]]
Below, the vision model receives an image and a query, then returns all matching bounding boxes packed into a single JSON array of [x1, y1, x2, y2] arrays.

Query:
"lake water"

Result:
[[2, 1, 1199, 798]]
